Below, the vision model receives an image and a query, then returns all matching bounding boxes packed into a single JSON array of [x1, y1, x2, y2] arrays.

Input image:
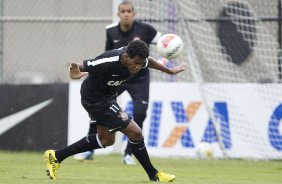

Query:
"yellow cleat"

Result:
[[152, 171, 176, 182], [44, 150, 60, 180]]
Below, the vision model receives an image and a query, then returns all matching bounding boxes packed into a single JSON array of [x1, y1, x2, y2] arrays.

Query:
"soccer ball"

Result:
[[156, 34, 184, 59], [195, 142, 213, 159]]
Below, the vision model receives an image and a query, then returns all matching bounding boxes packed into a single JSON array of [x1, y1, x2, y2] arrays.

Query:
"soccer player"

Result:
[[44, 40, 185, 182], [74, 0, 162, 164]]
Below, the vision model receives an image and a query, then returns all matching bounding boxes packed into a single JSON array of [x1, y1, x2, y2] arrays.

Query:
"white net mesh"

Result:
[[133, 0, 282, 159], [133, 0, 280, 83]]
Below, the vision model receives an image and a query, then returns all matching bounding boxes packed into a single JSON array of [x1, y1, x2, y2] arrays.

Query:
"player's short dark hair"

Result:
[[119, 0, 134, 12], [126, 40, 149, 59], [118, 0, 134, 12]]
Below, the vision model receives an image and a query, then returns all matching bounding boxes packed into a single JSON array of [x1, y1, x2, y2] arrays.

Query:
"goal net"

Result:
[[131, 0, 282, 159]]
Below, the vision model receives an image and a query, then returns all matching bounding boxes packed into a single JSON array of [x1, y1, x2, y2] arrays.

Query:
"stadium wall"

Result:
[[0, 82, 281, 159], [0, 84, 69, 151]]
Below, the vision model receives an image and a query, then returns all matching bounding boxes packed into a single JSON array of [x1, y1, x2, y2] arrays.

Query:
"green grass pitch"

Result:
[[0, 150, 281, 184]]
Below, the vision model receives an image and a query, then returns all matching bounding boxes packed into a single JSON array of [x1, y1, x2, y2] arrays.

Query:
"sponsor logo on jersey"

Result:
[[107, 80, 125, 86]]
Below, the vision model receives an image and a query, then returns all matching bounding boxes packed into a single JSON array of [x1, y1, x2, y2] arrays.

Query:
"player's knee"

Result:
[[98, 134, 115, 147], [104, 139, 115, 146], [101, 138, 115, 147], [135, 132, 143, 140], [131, 128, 143, 140], [123, 120, 144, 141]]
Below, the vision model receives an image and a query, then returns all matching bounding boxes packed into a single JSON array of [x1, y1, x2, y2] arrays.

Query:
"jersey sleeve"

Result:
[[151, 31, 162, 44], [83, 59, 108, 76], [145, 24, 161, 44]]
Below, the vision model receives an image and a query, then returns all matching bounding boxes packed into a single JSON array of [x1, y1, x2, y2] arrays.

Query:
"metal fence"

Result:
[[0, 0, 281, 84]]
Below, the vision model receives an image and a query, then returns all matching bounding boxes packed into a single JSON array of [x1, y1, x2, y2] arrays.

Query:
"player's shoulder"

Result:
[[106, 22, 119, 30], [97, 47, 125, 59], [135, 20, 152, 28], [135, 20, 157, 34]]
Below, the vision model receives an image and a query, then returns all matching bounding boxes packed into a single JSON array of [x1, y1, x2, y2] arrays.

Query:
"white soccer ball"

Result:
[[156, 34, 184, 59], [195, 142, 213, 159]]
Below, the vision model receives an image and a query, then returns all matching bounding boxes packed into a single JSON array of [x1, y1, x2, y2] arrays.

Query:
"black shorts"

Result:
[[81, 100, 132, 133]]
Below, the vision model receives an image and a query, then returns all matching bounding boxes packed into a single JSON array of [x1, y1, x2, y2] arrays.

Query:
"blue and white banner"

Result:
[[68, 82, 282, 159]]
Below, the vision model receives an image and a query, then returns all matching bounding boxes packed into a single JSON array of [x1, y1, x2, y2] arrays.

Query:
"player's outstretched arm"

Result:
[[69, 62, 89, 79], [147, 56, 186, 75]]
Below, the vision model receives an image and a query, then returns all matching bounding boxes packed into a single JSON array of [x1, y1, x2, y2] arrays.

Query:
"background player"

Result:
[[74, 0, 162, 165], [44, 40, 185, 182]]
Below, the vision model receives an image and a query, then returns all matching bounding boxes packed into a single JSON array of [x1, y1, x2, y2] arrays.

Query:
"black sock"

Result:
[[88, 121, 97, 154], [124, 140, 132, 156], [55, 133, 103, 162], [129, 139, 158, 179], [88, 120, 97, 134]]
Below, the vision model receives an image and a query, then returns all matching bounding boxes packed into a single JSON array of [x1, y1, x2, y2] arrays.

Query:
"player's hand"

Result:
[[69, 62, 88, 79], [169, 63, 186, 75]]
